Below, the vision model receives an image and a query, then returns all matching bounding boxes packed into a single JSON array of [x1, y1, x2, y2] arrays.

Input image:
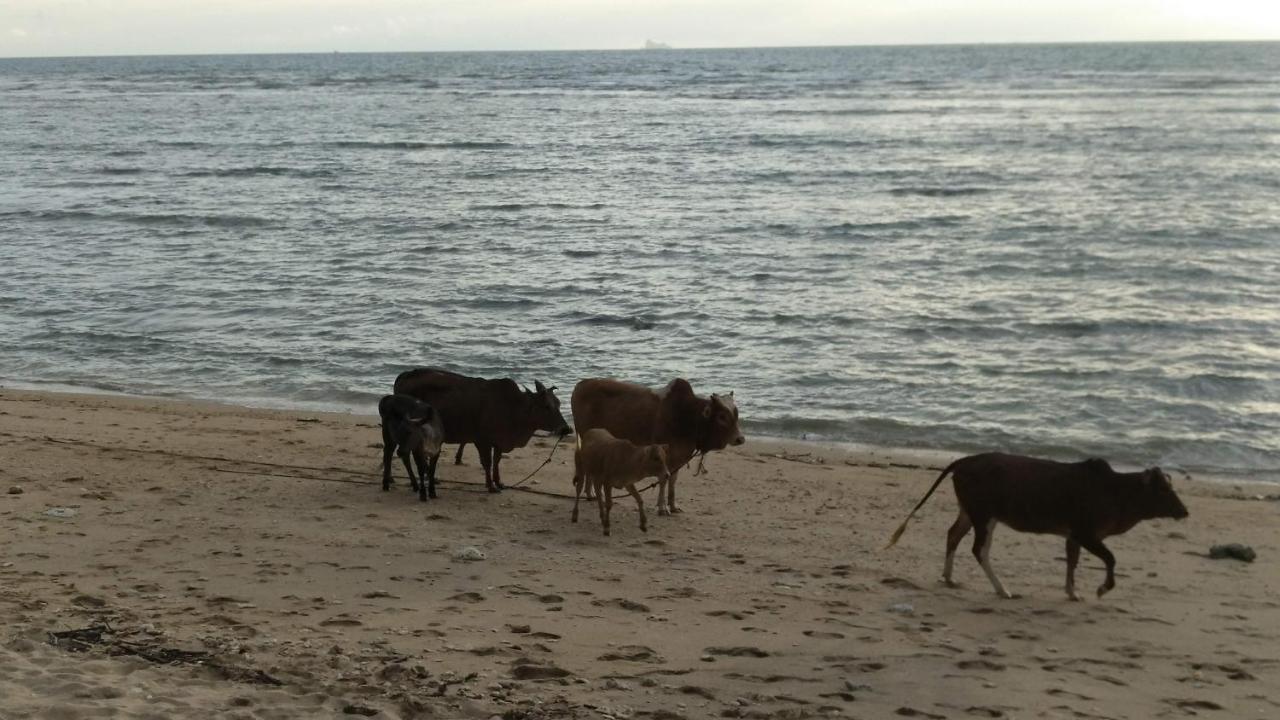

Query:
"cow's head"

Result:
[[1143, 467, 1189, 520], [528, 380, 572, 437], [646, 443, 673, 482], [702, 391, 745, 450]]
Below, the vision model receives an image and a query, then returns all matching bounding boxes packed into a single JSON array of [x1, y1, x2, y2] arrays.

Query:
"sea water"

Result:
[[2, 43, 1278, 479]]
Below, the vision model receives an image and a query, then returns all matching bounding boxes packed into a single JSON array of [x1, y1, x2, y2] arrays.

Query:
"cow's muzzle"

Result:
[[731, 434, 745, 446]]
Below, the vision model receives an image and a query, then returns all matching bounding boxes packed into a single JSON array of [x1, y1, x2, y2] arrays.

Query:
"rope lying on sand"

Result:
[[0, 430, 646, 502]]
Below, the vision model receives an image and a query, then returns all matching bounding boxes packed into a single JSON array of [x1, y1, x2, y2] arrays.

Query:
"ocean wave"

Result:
[[561, 311, 657, 331], [470, 202, 606, 211], [888, 186, 993, 197], [563, 249, 603, 258], [2, 209, 272, 228], [97, 166, 146, 175], [325, 140, 513, 150], [746, 135, 872, 149], [177, 166, 336, 178], [822, 216, 967, 234]]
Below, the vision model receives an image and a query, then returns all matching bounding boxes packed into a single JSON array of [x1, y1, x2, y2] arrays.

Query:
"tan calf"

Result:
[[571, 428, 671, 536]]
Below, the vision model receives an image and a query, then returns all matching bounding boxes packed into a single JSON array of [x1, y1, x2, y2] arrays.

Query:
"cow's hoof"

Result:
[[941, 579, 959, 588], [657, 507, 671, 517], [1067, 592, 1082, 602], [669, 506, 684, 514], [1096, 585, 1112, 599], [603, 529, 611, 537], [640, 524, 647, 533], [487, 487, 500, 494], [428, 492, 438, 499]]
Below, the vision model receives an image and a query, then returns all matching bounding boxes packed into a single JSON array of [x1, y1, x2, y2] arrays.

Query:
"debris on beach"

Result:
[[452, 546, 486, 562], [1209, 543, 1256, 562], [43, 507, 77, 518]]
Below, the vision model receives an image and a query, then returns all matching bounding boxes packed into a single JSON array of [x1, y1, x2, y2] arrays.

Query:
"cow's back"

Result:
[[572, 379, 661, 445], [393, 368, 486, 444], [952, 453, 1113, 535]]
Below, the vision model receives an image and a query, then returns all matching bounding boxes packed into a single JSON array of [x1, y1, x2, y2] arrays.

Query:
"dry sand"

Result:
[[1, 387, 1277, 719]]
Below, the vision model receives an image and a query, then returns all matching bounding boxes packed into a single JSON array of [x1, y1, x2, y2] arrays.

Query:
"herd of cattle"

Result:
[[377, 368, 1189, 601]]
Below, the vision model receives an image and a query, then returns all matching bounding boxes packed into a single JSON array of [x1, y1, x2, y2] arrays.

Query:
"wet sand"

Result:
[[1, 387, 1277, 719]]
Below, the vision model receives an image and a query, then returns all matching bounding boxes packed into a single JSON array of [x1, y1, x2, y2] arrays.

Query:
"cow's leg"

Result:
[[626, 483, 647, 533], [400, 453, 418, 494], [426, 453, 439, 499], [657, 470, 679, 516], [571, 469, 584, 523], [972, 517, 1014, 599], [1065, 537, 1082, 601], [595, 480, 608, 531], [943, 510, 972, 587], [381, 427, 396, 492], [602, 484, 613, 536], [413, 447, 429, 502], [492, 451, 505, 490], [477, 443, 498, 492], [454, 443, 466, 465], [1076, 534, 1117, 598], [667, 469, 682, 514]]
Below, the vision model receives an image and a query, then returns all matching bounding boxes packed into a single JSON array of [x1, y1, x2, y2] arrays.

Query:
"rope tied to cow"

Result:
[[502, 432, 567, 490]]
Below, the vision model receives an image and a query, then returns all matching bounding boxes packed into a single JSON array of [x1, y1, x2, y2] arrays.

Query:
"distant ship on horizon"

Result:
[[643, 39, 672, 50]]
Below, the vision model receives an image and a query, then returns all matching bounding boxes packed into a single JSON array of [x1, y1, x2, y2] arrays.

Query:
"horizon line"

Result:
[[2, 37, 1278, 62]]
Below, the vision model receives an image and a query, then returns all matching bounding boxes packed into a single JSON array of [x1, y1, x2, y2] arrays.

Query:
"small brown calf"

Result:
[[571, 428, 671, 536]]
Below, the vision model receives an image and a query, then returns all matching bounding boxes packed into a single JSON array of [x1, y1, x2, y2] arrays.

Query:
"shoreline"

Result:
[[2, 386, 1278, 718], [3, 379, 1272, 488]]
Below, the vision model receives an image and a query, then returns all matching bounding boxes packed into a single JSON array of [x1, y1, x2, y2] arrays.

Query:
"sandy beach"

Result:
[[1, 387, 1277, 719]]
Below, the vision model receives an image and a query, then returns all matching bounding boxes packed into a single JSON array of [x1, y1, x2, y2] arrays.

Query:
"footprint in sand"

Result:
[[705, 610, 748, 620], [319, 615, 363, 628], [591, 598, 649, 612], [446, 592, 485, 603], [895, 707, 945, 719], [704, 646, 770, 658], [598, 645, 664, 663], [956, 659, 1006, 671], [803, 630, 846, 639]]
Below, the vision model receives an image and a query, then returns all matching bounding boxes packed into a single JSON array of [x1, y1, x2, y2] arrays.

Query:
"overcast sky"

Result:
[[2, 0, 1278, 58]]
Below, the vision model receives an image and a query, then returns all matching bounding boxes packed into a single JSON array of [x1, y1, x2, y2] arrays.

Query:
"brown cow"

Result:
[[886, 452, 1189, 600], [570, 428, 671, 536], [571, 378, 744, 516], [394, 368, 571, 493]]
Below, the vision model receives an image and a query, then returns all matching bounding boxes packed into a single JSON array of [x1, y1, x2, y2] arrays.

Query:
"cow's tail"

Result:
[[884, 459, 961, 549]]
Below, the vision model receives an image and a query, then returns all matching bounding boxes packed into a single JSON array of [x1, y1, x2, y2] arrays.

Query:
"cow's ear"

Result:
[[535, 380, 546, 394], [728, 390, 734, 398], [668, 378, 694, 399]]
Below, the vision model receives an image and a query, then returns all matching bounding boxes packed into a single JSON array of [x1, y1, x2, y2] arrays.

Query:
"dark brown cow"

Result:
[[571, 378, 744, 516], [393, 368, 571, 493], [377, 393, 445, 502], [886, 452, 1189, 600]]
